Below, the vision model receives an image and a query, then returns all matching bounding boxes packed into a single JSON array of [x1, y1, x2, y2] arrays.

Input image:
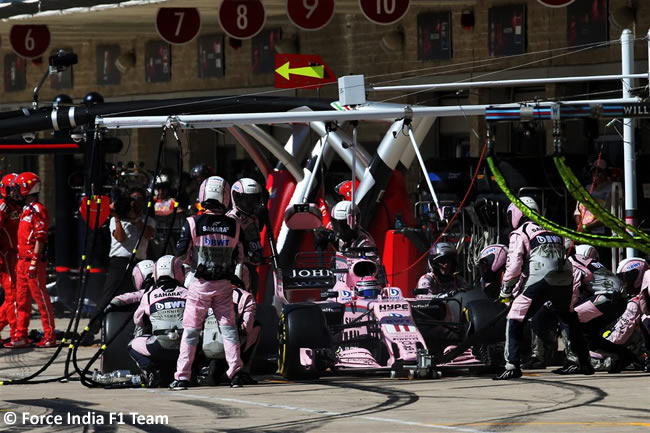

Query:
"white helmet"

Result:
[[132, 260, 154, 291], [231, 177, 263, 216], [616, 257, 648, 292], [574, 244, 599, 261], [153, 255, 184, 284], [198, 176, 230, 208], [507, 196, 539, 229], [331, 200, 357, 222]]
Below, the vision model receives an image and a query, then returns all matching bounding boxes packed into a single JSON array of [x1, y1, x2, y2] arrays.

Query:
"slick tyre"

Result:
[[101, 311, 140, 374], [278, 304, 330, 380], [464, 299, 507, 344]]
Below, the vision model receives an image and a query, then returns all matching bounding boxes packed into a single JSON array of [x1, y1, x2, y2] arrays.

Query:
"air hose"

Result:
[[1, 129, 103, 386], [72, 122, 185, 387], [486, 156, 650, 254], [71, 125, 170, 387], [553, 155, 650, 247]]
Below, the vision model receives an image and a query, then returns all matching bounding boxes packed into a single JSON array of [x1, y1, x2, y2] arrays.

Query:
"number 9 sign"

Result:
[[219, 0, 266, 40], [9, 25, 50, 59], [359, 0, 410, 25], [287, 0, 335, 31]]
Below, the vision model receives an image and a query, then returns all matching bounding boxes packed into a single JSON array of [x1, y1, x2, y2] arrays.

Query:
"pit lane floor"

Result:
[[1, 346, 648, 433]]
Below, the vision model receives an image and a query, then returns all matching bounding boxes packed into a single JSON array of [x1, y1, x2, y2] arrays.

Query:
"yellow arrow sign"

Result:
[[275, 62, 325, 81]]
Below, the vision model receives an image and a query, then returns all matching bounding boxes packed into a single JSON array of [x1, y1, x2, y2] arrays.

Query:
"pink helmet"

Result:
[[131, 260, 154, 291], [153, 255, 184, 283], [198, 176, 230, 208], [506, 196, 539, 229], [616, 258, 649, 293], [574, 244, 599, 261]]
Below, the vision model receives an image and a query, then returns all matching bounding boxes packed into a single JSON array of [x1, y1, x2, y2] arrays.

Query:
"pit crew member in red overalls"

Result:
[[11, 172, 56, 348], [0, 173, 20, 344]]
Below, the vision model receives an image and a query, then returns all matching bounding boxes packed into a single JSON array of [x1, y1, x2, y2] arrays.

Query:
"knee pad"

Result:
[[221, 325, 240, 344], [184, 327, 201, 346]]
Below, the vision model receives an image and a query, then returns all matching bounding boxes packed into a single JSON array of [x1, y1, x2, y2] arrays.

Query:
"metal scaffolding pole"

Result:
[[622, 29, 638, 258]]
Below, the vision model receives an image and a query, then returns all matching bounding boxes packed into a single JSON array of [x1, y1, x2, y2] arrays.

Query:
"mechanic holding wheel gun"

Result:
[[494, 196, 593, 380], [169, 176, 246, 390]]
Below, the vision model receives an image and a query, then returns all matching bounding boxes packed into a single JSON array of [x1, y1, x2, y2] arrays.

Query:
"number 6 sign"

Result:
[[219, 0, 266, 40], [156, 8, 201, 45], [359, 0, 410, 25], [9, 25, 50, 59]]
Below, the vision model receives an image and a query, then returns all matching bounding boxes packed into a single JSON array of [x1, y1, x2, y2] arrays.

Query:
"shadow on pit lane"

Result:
[[4, 398, 184, 433]]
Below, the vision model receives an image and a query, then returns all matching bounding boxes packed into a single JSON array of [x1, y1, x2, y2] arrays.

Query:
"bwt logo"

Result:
[[389, 288, 401, 297], [203, 238, 230, 246], [388, 312, 403, 317], [155, 300, 185, 310]]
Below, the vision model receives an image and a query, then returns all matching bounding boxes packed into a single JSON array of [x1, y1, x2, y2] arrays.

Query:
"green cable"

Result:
[[487, 156, 650, 254], [554, 156, 650, 244]]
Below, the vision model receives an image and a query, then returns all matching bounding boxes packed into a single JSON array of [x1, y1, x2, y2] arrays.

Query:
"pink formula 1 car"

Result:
[[274, 248, 506, 379]]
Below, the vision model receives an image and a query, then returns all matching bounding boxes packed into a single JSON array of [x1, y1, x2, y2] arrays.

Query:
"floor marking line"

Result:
[[143, 389, 497, 433]]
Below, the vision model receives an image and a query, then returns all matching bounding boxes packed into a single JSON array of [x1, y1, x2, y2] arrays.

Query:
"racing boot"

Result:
[[168, 379, 190, 391], [493, 366, 522, 380], [230, 371, 246, 388]]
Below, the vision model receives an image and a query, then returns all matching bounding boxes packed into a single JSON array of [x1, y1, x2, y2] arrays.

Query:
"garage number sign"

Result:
[[287, 0, 335, 31], [156, 8, 201, 45], [9, 25, 50, 59], [219, 0, 266, 40]]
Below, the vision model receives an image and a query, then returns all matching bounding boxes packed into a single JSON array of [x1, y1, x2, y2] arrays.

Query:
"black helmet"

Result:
[[427, 242, 457, 273], [190, 164, 214, 183]]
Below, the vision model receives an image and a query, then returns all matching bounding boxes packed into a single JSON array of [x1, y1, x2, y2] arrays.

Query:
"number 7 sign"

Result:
[[156, 8, 201, 45]]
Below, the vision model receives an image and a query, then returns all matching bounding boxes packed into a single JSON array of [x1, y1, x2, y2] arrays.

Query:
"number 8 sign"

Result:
[[219, 0, 266, 40]]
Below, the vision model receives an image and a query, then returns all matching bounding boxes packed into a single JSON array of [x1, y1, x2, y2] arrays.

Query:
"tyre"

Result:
[[464, 299, 507, 345], [251, 304, 280, 374], [101, 311, 139, 374], [277, 303, 331, 380], [474, 343, 505, 371]]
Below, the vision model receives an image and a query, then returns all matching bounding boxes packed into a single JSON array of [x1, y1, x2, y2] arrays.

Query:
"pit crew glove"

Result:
[[499, 284, 514, 303], [27, 259, 38, 279]]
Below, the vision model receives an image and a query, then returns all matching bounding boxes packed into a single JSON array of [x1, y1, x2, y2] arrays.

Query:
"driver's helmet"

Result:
[[231, 178, 263, 216], [355, 277, 382, 299], [427, 242, 457, 273]]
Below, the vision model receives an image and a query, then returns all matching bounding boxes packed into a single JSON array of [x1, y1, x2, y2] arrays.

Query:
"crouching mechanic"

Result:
[[227, 178, 264, 294], [564, 245, 634, 373], [477, 244, 509, 299], [494, 197, 592, 379], [169, 176, 246, 390], [129, 256, 187, 387], [200, 285, 260, 385], [607, 258, 650, 372]]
